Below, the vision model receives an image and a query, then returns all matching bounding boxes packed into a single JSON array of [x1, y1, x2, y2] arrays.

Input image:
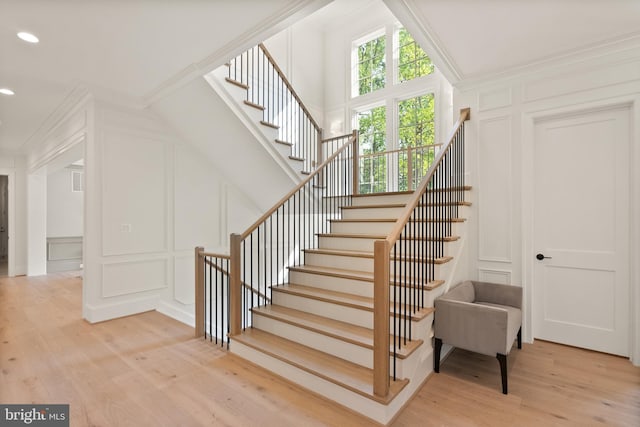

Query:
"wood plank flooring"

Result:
[[1, 272, 638, 426]]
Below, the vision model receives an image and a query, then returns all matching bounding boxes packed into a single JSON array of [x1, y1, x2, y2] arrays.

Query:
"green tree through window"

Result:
[[357, 35, 386, 96], [358, 106, 386, 193], [398, 28, 433, 82], [398, 94, 435, 190]]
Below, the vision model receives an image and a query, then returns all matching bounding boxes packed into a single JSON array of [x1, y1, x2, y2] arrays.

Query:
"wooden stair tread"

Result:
[[260, 120, 279, 129], [225, 77, 249, 90], [243, 100, 265, 111], [342, 203, 406, 210], [330, 218, 397, 223], [318, 233, 460, 242], [275, 139, 293, 146], [288, 155, 304, 162], [289, 265, 445, 290], [352, 191, 413, 198], [273, 283, 433, 322], [251, 305, 422, 358], [232, 329, 409, 404], [305, 248, 453, 264], [300, 170, 311, 175]]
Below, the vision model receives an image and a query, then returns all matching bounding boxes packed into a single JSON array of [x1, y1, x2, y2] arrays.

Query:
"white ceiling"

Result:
[[1, 0, 639, 153], [386, 0, 640, 83], [0, 0, 328, 152]]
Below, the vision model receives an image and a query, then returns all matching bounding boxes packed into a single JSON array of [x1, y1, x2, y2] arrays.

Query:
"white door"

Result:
[[533, 107, 630, 356]]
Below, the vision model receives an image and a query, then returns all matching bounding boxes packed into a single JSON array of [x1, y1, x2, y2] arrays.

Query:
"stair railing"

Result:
[[227, 43, 323, 173], [372, 108, 470, 398], [194, 247, 272, 346], [358, 143, 444, 194], [195, 132, 357, 341]]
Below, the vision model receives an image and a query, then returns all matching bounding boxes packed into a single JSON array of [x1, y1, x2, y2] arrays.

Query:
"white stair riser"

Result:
[[351, 194, 412, 206], [252, 314, 373, 368], [330, 221, 395, 235], [341, 207, 405, 219], [305, 252, 449, 272], [318, 236, 455, 254], [318, 236, 376, 252], [271, 291, 427, 339], [230, 340, 407, 425], [288, 269, 446, 306], [288, 270, 373, 297], [341, 206, 469, 221], [271, 291, 373, 329]]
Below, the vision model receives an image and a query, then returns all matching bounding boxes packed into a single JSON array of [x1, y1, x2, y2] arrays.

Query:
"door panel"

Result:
[[533, 107, 629, 356]]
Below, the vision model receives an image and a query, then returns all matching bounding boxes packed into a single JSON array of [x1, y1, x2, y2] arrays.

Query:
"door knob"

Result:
[[536, 253, 552, 260]]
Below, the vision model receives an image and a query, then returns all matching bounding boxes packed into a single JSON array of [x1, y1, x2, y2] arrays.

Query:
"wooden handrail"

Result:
[[240, 132, 356, 240], [358, 143, 443, 159], [258, 43, 321, 133], [204, 257, 271, 303], [201, 251, 230, 259], [384, 108, 470, 246]]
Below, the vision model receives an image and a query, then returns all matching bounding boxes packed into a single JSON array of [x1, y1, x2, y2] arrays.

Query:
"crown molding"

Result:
[[20, 84, 93, 155], [383, 0, 463, 84], [455, 34, 640, 92]]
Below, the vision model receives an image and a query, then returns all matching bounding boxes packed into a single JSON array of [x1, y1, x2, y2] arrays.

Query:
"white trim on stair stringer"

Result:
[[204, 70, 303, 184], [231, 338, 434, 426]]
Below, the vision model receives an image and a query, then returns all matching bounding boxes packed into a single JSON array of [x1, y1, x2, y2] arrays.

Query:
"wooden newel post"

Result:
[[352, 129, 359, 195], [229, 233, 242, 336], [373, 240, 390, 398], [194, 246, 205, 338]]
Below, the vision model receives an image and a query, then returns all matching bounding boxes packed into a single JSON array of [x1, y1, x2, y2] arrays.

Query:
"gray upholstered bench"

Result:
[[433, 280, 522, 394]]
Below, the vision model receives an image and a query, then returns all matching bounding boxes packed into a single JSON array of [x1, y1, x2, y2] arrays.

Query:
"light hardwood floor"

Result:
[[1, 272, 638, 426]]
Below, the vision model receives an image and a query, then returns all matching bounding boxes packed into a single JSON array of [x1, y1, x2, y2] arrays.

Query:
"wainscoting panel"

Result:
[[478, 268, 512, 285], [478, 115, 512, 263], [102, 258, 167, 298], [174, 255, 194, 305]]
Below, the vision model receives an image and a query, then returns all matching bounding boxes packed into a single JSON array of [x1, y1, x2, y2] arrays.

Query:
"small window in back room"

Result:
[[71, 170, 84, 192]]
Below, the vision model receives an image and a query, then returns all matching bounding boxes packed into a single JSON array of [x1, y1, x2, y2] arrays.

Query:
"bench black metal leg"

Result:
[[517, 327, 522, 349], [434, 338, 443, 373], [497, 353, 508, 394]]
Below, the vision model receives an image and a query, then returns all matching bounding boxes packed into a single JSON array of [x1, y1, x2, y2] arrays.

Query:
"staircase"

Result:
[[204, 43, 322, 182], [229, 189, 470, 424], [194, 42, 472, 424]]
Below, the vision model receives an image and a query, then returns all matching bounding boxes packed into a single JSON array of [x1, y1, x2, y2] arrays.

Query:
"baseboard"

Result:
[[84, 296, 159, 323], [156, 300, 195, 327]]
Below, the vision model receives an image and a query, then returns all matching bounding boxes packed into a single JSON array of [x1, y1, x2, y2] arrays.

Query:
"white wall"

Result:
[[454, 46, 640, 363], [47, 167, 83, 238], [264, 19, 326, 127], [22, 92, 264, 325], [320, 1, 453, 141]]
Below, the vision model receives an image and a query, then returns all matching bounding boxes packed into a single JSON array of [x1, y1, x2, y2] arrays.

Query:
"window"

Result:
[[350, 26, 443, 193], [398, 94, 435, 148], [357, 106, 387, 194], [357, 106, 386, 154], [71, 171, 84, 192], [356, 35, 386, 96], [398, 94, 435, 190], [397, 28, 433, 82]]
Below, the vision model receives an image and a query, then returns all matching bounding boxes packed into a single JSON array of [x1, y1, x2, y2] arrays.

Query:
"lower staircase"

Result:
[[196, 108, 471, 425], [230, 190, 471, 424]]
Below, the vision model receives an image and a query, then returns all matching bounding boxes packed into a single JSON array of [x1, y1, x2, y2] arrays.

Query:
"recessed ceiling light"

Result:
[[17, 32, 39, 43], [0, 88, 15, 96]]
